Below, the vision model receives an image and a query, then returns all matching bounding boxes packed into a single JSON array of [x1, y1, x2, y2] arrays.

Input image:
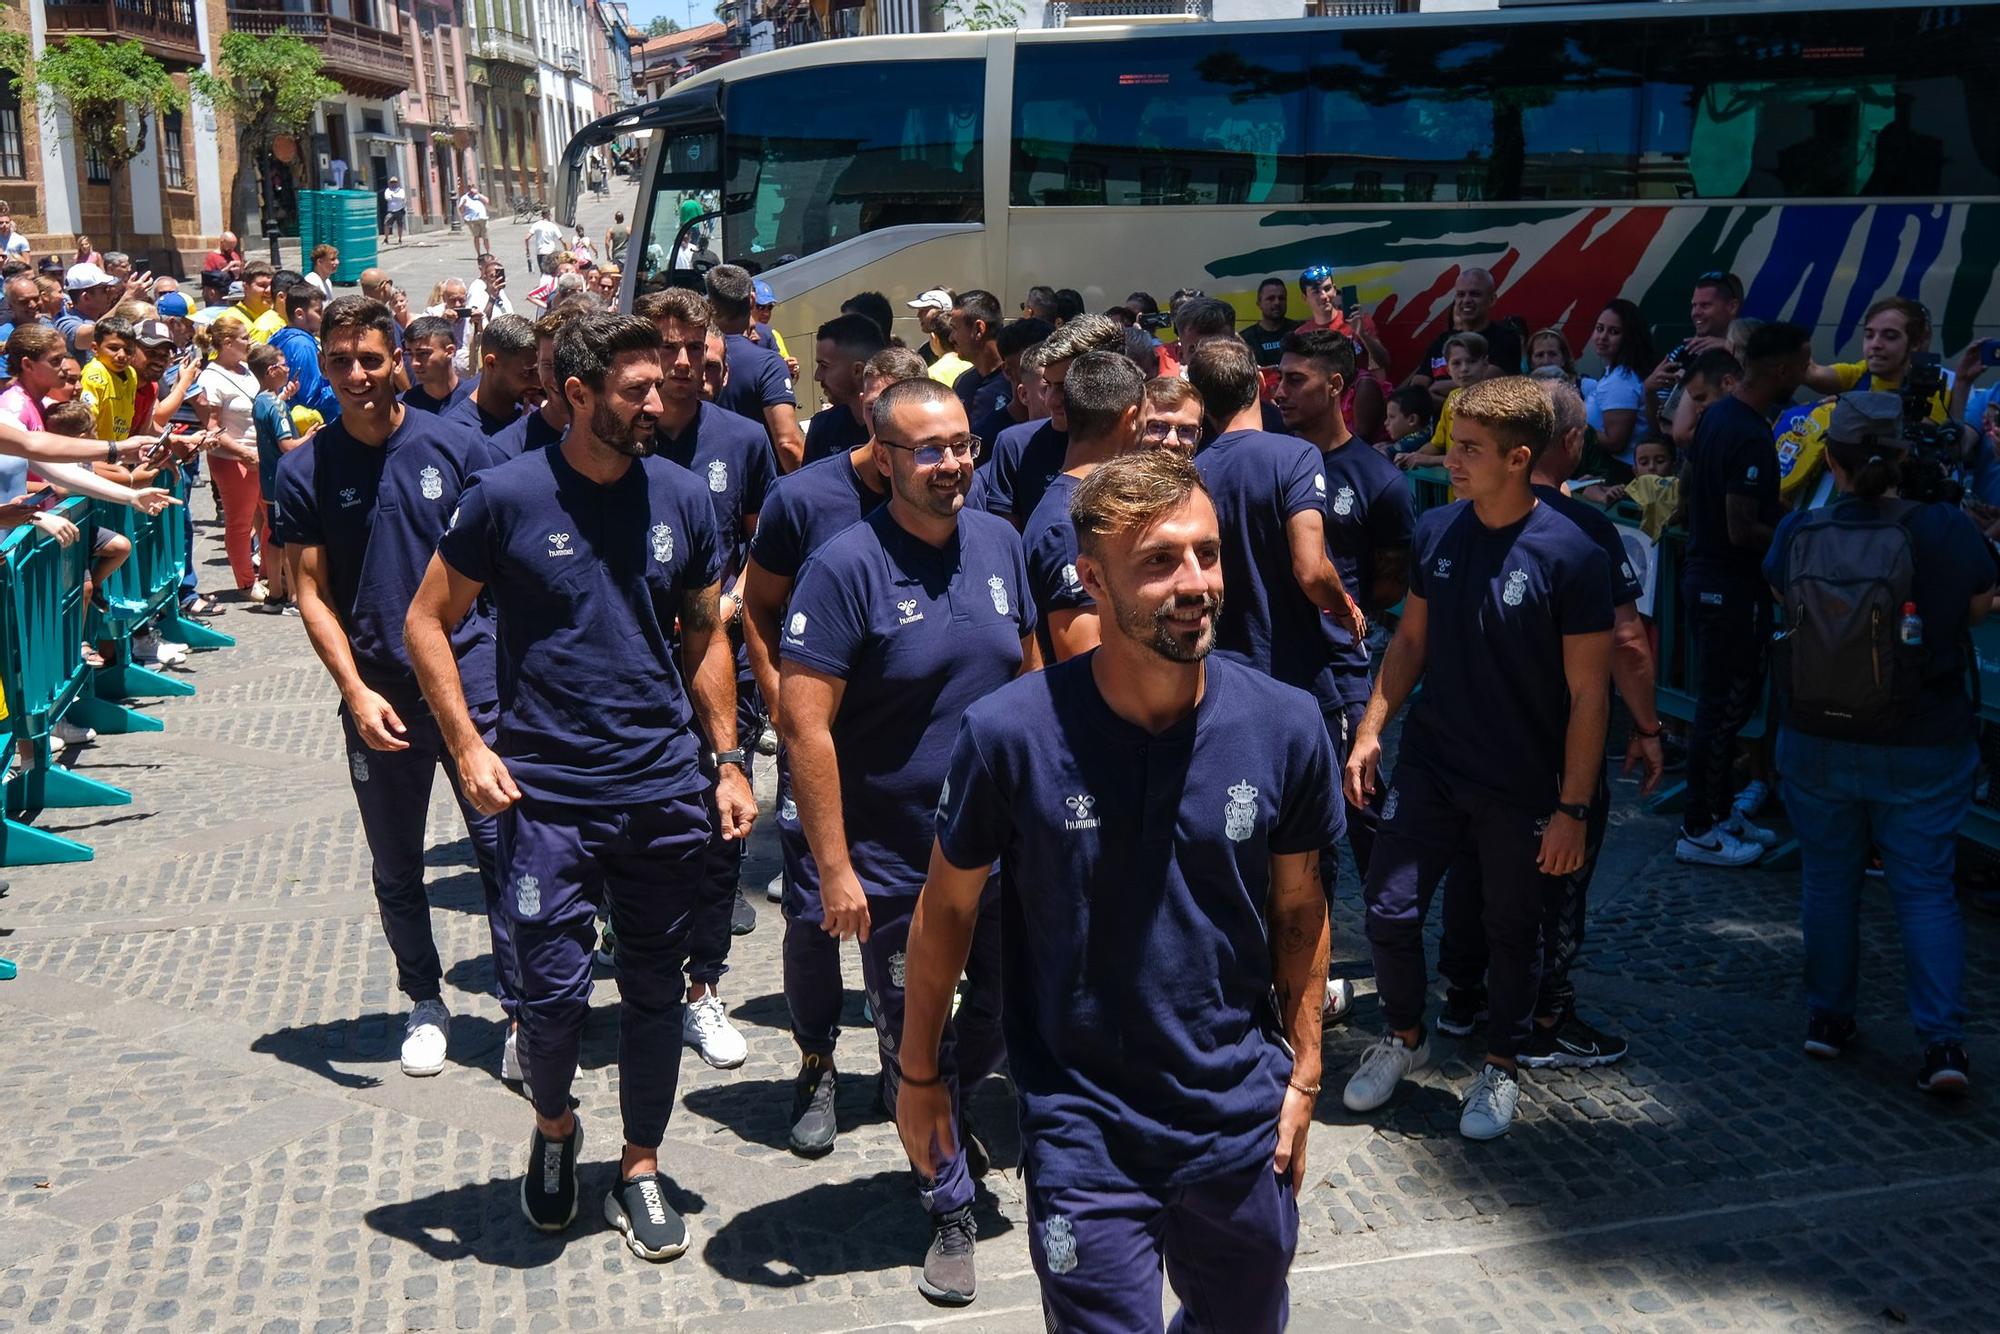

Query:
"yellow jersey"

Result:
[[79, 359, 138, 441]]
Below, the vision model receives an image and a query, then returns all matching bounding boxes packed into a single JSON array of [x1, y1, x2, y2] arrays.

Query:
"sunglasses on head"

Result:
[[1300, 264, 1335, 285]]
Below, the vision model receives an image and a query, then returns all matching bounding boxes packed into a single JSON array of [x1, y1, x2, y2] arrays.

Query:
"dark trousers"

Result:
[[1320, 698, 1379, 900], [858, 886, 1005, 1218], [1438, 769, 1610, 1019], [776, 750, 847, 1058], [340, 699, 515, 1017], [500, 794, 710, 1149], [684, 686, 763, 987], [1363, 757, 1546, 1060], [1026, 1160, 1298, 1334], [1684, 583, 1768, 836]]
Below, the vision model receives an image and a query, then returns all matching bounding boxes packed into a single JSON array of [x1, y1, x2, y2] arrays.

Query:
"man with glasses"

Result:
[[778, 376, 1035, 1307], [976, 313, 1125, 528]]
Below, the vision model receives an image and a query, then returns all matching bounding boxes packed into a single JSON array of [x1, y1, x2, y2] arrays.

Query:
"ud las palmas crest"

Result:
[[708, 459, 728, 493], [419, 465, 443, 500], [516, 874, 541, 916], [988, 575, 1009, 615], [650, 522, 674, 564], [1225, 780, 1258, 842]]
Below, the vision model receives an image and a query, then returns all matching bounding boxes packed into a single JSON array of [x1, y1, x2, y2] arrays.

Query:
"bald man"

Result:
[[1407, 268, 1522, 399]]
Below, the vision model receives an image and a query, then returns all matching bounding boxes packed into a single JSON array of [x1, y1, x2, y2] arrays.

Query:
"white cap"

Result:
[[65, 261, 118, 291], [906, 287, 954, 312]]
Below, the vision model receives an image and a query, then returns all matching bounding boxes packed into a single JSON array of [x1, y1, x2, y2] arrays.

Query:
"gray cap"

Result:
[[1826, 390, 1905, 450]]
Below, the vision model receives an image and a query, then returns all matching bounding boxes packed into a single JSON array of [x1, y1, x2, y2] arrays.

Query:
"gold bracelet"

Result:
[[1287, 1078, 1320, 1098]]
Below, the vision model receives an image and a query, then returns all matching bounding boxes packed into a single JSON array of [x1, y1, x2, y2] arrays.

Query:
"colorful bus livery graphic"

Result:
[[1209, 203, 2000, 376]]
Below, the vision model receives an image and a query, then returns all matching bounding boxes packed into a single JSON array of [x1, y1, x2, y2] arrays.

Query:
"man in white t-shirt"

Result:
[[457, 187, 490, 265], [382, 178, 408, 244], [0, 205, 30, 260], [525, 207, 564, 276]]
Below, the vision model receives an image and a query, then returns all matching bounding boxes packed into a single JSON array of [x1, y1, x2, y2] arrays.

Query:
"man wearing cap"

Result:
[[750, 280, 790, 362], [57, 262, 123, 355], [129, 319, 190, 434], [909, 289, 971, 385]]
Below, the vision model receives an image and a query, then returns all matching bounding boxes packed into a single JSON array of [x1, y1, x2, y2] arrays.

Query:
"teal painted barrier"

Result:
[[0, 495, 129, 864]]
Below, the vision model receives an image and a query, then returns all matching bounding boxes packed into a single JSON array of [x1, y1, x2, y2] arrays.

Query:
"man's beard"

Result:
[[895, 464, 966, 520], [591, 400, 652, 457], [1110, 587, 1222, 664]]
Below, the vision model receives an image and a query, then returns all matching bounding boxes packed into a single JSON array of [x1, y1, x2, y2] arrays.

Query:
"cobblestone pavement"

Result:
[[8, 378, 2000, 1330]]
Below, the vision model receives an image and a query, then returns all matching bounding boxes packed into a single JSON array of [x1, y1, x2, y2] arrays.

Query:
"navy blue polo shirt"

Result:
[[971, 403, 1018, 456], [1319, 437, 1414, 702], [1195, 428, 1339, 709], [1022, 471, 1090, 660], [801, 401, 869, 466], [1402, 499, 1615, 807], [747, 448, 886, 580], [1535, 485, 1644, 608], [490, 407, 564, 460], [402, 377, 477, 416], [1766, 496, 1998, 746], [653, 400, 778, 580], [272, 407, 502, 714], [442, 390, 520, 438], [435, 445, 723, 806], [1685, 394, 1779, 592], [715, 332, 795, 426], [978, 417, 1065, 521], [936, 652, 1342, 1189], [780, 506, 1034, 893], [953, 364, 1009, 423]]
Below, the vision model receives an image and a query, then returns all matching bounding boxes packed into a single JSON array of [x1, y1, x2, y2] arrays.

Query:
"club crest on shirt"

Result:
[[1332, 484, 1356, 517], [515, 874, 541, 917], [1225, 780, 1258, 842], [1502, 569, 1528, 607], [779, 794, 798, 823], [348, 750, 369, 783], [1432, 557, 1451, 579], [419, 465, 443, 500], [988, 575, 1009, 616], [889, 950, 907, 988], [547, 532, 575, 558], [1381, 787, 1399, 822], [1061, 562, 1081, 592], [788, 612, 807, 639], [339, 487, 361, 508], [707, 459, 728, 493], [650, 523, 674, 564], [897, 598, 923, 626], [1745, 465, 1759, 481], [1043, 1215, 1078, 1275], [1064, 793, 1099, 831]]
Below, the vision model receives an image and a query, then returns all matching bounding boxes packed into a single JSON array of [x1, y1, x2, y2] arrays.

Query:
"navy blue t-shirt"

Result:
[[402, 376, 476, 416], [801, 401, 868, 467], [653, 400, 778, 580], [1401, 500, 1614, 806], [781, 506, 1034, 893], [1319, 437, 1414, 702], [1022, 471, 1090, 660], [953, 364, 1009, 423], [936, 652, 1342, 1189], [490, 407, 564, 460], [978, 418, 1065, 521], [272, 408, 502, 713], [442, 390, 520, 438], [971, 403, 1018, 455], [1536, 485, 1644, 608], [1195, 428, 1338, 709], [1766, 496, 1998, 746], [715, 332, 795, 426], [1685, 394, 1779, 592], [747, 448, 886, 580], [435, 445, 723, 806]]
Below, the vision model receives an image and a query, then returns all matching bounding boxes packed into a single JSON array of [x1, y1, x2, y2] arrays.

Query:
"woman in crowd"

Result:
[[193, 312, 270, 600], [1585, 298, 1656, 465], [1527, 327, 1578, 382]]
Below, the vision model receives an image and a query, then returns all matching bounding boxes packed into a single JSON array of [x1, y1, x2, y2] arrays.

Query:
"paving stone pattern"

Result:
[[4, 304, 1998, 1332]]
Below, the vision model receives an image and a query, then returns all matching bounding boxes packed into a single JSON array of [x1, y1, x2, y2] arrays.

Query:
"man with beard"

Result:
[[490, 308, 582, 459], [779, 376, 1034, 1306], [898, 447, 1338, 1332], [442, 313, 539, 437], [403, 314, 756, 1262]]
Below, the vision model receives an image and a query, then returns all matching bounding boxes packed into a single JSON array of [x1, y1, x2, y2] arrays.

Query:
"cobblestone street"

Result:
[[4, 438, 1999, 1331]]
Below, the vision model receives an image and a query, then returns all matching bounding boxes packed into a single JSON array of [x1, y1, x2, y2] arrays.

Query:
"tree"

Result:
[[22, 38, 184, 253], [643, 15, 682, 36], [943, 0, 1020, 30], [191, 33, 341, 239]]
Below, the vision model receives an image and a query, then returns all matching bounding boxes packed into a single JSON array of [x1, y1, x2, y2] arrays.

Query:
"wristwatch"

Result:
[[1553, 801, 1591, 823], [709, 747, 748, 774]]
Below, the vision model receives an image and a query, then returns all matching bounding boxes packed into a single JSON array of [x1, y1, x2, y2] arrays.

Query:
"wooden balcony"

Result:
[[225, 1, 415, 99], [45, 0, 206, 70]]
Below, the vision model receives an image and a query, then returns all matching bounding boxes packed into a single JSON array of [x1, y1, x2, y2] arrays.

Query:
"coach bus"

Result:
[[560, 0, 2000, 408]]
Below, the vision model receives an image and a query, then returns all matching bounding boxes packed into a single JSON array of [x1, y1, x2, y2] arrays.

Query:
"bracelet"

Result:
[[1632, 721, 1663, 739], [1286, 1078, 1320, 1098], [901, 1070, 943, 1088]]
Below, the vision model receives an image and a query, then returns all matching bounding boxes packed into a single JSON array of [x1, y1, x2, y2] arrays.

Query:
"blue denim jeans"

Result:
[[1777, 726, 1977, 1045]]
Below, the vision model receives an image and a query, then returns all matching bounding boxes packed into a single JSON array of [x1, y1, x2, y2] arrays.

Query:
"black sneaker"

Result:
[[729, 888, 757, 936], [918, 1204, 977, 1306], [604, 1172, 690, 1261], [1804, 1011, 1857, 1060], [1519, 1011, 1629, 1069], [1918, 1042, 1970, 1097], [1437, 986, 1488, 1037], [520, 1115, 582, 1232], [959, 1108, 990, 1180], [789, 1054, 838, 1157]]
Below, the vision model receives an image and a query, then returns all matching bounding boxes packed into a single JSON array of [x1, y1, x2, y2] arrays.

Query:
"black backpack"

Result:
[[1775, 499, 1924, 741]]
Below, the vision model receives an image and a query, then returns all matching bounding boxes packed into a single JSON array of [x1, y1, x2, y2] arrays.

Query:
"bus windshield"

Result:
[[720, 58, 985, 264]]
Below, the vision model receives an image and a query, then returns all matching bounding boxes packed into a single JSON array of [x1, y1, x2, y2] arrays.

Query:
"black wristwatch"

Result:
[[1553, 801, 1591, 823], [709, 747, 748, 774], [105, 440, 119, 464]]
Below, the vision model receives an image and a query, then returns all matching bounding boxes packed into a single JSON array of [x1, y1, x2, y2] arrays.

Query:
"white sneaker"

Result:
[[501, 1023, 529, 1084], [133, 632, 189, 666], [53, 719, 97, 748], [47, 732, 64, 756], [1731, 779, 1770, 819], [249, 578, 271, 604], [1722, 811, 1779, 848], [766, 872, 784, 904], [1459, 1063, 1521, 1140], [1675, 825, 1765, 867], [1342, 1031, 1432, 1112], [1324, 977, 1355, 1023], [401, 999, 451, 1076], [681, 993, 748, 1069]]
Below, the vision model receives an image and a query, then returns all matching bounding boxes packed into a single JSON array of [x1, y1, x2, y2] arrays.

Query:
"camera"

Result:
[[1138, 311, 1173, 332], [1897, 354, 1966, 505]]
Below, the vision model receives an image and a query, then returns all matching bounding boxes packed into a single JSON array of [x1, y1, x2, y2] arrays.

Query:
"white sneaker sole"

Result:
[[401, 1052, 447, 1077], [683, 1031, 748, 1070], [1460, 1114, 1514, 1141], [1674, 840, 1763, 868], [603, 1192, 690, 1261]]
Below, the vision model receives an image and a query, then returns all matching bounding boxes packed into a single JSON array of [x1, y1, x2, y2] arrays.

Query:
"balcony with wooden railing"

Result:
[[225, 1, 415, 99], [45, 0, 205, 69]]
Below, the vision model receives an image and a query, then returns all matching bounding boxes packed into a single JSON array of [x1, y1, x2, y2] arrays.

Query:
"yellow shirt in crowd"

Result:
[[79, 358, 138, 441]]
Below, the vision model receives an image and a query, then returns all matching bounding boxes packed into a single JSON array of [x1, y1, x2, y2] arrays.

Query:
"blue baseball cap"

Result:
[[752, 279, 775, 306], [155, 291, 190, 318]]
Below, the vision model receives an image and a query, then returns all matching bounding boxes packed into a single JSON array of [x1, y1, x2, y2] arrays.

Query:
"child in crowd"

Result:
[[1381, 384, 1436, 456], [249, 343, 308, 614], [79, 317, 138, 441]]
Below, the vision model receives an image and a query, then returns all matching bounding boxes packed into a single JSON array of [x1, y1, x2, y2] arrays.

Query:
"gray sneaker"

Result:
[[1342, 1031, 1431, 1112], [1459, 1062, 1521, 1140], [918, 1205, 977, 1306]]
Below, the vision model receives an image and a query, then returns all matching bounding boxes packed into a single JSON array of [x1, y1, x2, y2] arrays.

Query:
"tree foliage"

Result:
[[643, 15, 683, 36], [27, 38, 185, 246], [191, 32, 340, 152], [943, 0, 1021, 30]]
